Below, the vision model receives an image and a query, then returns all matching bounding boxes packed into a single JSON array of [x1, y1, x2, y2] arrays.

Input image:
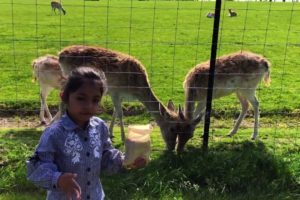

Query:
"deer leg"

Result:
[[39, 92, 47, 125], [184, 88, 198, 119], [193, 101, 206, 138], [40, 85, 52, 125], [50, 101, 64, 125], [228, 93, 249, 137], [109, 109, 117, 138], [247, 95, 260, 140], [111, 94, 125, 142], [194, 101, 206, 120]]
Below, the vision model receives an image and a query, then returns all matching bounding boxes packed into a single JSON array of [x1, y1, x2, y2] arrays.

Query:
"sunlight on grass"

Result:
[[0, 0, 299, 199], [0, 1, 300, 115], [0, 126, 299, 199]]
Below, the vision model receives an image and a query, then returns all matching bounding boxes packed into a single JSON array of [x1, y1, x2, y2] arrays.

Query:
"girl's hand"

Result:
[[132, 157, 147, 169], [58, 173, 81, 200]]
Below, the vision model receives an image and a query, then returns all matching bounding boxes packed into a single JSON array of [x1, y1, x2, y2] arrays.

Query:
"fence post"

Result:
[[202, 0, 222, 151]]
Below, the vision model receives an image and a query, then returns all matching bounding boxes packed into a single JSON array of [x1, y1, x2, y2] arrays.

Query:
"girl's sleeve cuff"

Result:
[[52, 171, 62, 190]]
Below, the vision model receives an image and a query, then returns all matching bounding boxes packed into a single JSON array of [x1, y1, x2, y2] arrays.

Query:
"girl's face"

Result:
[[66, 81, 102, 128]]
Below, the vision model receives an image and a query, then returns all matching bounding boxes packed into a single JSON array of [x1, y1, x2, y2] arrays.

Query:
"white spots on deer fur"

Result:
[[51, 45, 187, 152], [183, 51, 271, 143]]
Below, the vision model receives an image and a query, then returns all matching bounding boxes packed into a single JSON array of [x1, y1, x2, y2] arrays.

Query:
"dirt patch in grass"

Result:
[[0, 117, 41, 129], [0, 103, 147, 129]]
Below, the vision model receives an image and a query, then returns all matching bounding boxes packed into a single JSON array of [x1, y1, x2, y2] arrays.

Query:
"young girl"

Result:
[[27, 67, 145, 200]]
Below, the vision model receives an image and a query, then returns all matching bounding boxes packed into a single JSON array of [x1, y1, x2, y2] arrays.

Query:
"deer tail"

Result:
[[263, 60, 271, 87], [263, 70, 271, 87]]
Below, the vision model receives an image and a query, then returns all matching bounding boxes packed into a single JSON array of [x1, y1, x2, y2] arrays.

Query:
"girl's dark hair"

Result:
[[62, 67, 107, 102]]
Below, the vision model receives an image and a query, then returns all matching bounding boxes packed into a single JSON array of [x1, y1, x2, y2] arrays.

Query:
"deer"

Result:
[[51, 1, 66, 15], [31, 55, 66, 125], [31, 54, 157, 143], [51, 45, 201, 152], [179, 51, 271, 150], [206, 12, 215, 18], [228, 9, 237, 17]]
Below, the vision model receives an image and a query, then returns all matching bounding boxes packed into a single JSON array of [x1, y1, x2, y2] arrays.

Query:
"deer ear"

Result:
[[178, 105, 185, 120], [167, 100, 176, 112], [159, 104, 169, 119]]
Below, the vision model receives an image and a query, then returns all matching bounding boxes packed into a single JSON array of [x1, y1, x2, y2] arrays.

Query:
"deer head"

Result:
[[158, 100, 202, 152]]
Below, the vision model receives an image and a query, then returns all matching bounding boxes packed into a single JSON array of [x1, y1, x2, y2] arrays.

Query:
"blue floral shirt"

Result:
[[27, 114, 124, 200]]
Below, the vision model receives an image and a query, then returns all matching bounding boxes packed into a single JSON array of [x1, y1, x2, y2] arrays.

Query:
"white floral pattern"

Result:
[[89, 128, 101, 158], [27, 114, 123, 200], [64, 132, 83, 164]]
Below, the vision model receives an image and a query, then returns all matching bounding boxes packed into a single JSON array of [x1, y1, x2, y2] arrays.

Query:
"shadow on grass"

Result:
[[0, 129, 43, 195], [1, 128, 41, 144], [103, 141, 299, 199], [1, 130, 299, 199]]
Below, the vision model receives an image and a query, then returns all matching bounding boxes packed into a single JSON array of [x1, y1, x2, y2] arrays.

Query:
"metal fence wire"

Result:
[[0, 0, 299, 152]]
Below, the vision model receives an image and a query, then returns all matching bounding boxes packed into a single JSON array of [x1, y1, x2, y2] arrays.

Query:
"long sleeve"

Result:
[[26, 115, 115, 199], [26, 128, 62, 190], [100, 124, 124, 175]]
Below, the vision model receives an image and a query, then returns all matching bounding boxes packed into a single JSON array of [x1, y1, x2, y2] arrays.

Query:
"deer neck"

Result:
[[136, 87, 165, 124]]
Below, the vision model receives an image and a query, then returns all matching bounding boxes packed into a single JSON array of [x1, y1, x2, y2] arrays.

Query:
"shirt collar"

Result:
[[60, 113, 97, 131]]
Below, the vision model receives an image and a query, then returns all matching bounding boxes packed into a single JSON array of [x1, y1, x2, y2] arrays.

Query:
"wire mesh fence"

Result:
[[0, 0, 299, 152]]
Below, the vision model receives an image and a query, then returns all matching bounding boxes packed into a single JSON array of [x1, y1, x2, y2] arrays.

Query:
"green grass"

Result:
[[0, 0, 300, 118], [0, 1, 300, 199], [0, 126, 299, 199]]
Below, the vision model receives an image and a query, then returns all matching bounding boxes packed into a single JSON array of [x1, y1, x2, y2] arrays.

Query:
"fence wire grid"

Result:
[[0, 0, 300, 152]]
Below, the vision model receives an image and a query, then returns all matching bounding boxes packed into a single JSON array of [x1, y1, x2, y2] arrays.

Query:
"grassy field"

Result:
[[0, 126, 299, 199], [0, 0, 300, 199], [0, 0, 300, 118]]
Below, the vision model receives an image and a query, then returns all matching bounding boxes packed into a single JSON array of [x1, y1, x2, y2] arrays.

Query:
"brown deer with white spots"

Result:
[[32, 55, 66, 125], [51, 1, 66, 15], [180, 51, 271, 149], [51, 45, 200, 152]]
